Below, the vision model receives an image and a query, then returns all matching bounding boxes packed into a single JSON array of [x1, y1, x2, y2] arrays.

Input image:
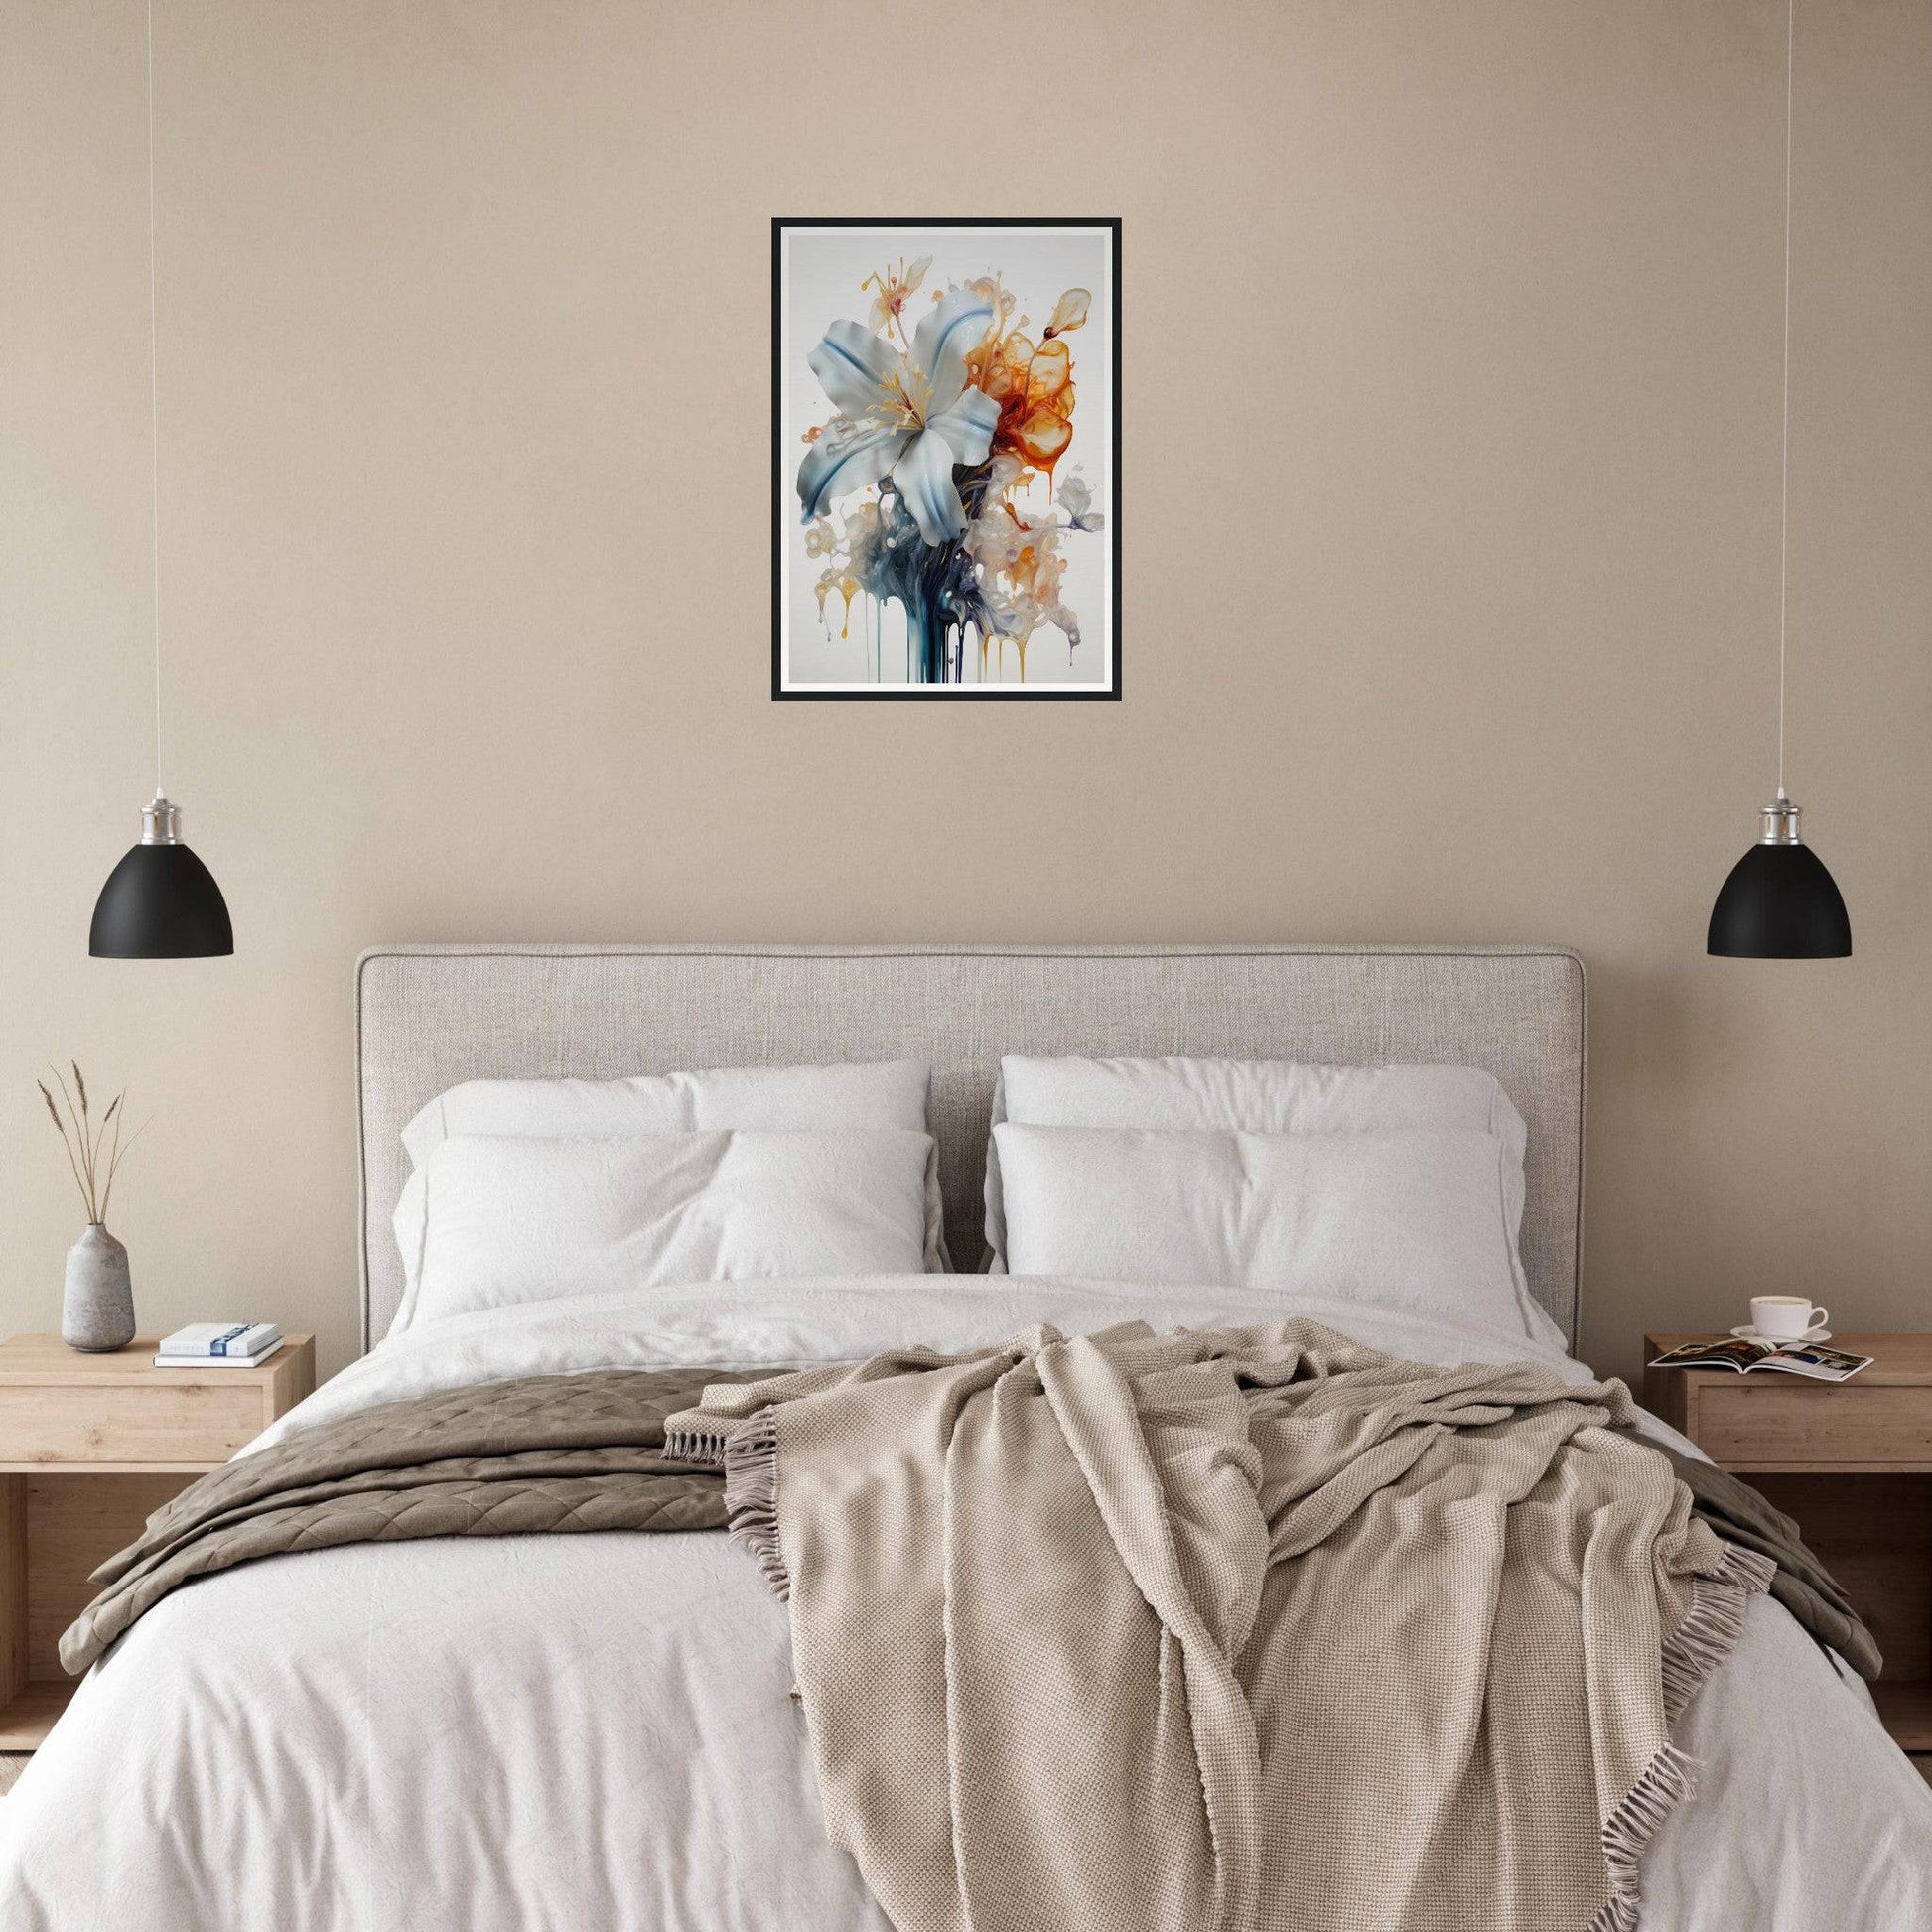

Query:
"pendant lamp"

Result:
[[89, 0, 232, 959], [1707, 0, 1849, 959]]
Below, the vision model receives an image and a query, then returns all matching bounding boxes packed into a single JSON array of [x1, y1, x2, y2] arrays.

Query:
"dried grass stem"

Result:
[[37, 1065, 142, 1227]]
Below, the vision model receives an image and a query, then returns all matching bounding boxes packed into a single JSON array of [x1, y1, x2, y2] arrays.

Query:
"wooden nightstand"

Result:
[[0, 1333, 315, 1755], [1643, 1333, 1932, 1760]]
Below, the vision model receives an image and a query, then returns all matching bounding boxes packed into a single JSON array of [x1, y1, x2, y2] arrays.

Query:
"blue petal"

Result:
[[891, 430, 966, 545], [927, 386, 999, 466], [910, 289, 994, 413], [806, 321, 901, 416], [798, 419, 906, 519]]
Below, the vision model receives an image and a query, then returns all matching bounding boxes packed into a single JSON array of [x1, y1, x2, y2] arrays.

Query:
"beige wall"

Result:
[[1, 0, 1926, 1384]]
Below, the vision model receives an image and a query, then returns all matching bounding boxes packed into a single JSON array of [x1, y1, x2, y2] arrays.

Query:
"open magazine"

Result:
[[1647, 1337, 1872, 1383]]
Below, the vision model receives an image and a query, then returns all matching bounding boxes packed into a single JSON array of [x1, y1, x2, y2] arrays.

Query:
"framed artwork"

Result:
[[772, 217, 1120, 700]]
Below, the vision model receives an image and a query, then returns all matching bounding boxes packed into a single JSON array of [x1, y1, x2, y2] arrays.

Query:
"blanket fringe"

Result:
[[1660, 1544, 1776, 1724], [1587, 1542, 1776, 1932], [663, 1421, 732, 1466], [720, 1408, 790, 1600]]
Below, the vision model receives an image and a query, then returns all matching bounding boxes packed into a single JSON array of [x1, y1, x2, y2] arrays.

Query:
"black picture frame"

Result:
[[771, 216, 1122, 702]]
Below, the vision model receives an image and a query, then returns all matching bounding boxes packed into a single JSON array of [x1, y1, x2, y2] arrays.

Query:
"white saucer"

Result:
[[1731, 1324, 1831, 1346]]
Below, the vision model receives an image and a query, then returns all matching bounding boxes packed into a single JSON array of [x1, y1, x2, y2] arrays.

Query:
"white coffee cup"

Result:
[[1750, 1295, 1829, 1341]]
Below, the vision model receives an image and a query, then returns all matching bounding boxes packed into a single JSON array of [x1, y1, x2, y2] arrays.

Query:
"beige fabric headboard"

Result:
[[356, 943, 1587, 1352]]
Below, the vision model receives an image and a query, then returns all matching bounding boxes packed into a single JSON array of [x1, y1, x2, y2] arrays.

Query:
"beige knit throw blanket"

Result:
[[666, 1318, 1773, 1932]]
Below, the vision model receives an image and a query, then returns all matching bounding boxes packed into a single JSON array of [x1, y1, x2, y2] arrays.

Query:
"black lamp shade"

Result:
[[1707, 841, 1851, 958], [89, 841, 233, 958]]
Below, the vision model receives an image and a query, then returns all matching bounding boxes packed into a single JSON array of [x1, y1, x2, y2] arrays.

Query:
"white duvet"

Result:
[[3, 1276, 1928, 1930]]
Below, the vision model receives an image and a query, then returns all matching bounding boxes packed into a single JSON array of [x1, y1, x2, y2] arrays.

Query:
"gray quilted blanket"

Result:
[[60, 1366, 746, 1673]]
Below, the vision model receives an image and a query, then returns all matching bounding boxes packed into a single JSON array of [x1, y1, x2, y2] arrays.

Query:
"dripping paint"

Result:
[[773, 218, 1120, 701]]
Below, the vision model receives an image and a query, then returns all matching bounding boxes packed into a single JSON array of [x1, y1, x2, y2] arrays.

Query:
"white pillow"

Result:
[[406, 1130, 934, 1329], [392, 1060, 946, 1334], [400, 1060, 933, 1166], [983, 1055, 1528, 1271], [994, 1123, 1541, 1340]]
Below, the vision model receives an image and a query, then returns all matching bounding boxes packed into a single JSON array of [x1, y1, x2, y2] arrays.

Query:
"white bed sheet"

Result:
[[3, 1276, 1927, 1930]]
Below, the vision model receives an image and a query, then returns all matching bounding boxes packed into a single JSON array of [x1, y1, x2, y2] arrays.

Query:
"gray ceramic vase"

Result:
[[63, 1224, 135, 1352]]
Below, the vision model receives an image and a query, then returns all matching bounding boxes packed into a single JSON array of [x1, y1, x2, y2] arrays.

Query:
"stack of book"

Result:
[[154, 1323, 283, 1370]]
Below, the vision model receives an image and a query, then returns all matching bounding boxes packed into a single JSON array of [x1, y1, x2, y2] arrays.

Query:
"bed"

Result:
[[1, 942, 1925, 1930]]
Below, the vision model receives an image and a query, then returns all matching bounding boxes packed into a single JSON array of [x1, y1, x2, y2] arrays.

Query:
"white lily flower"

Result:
[[797, 288, 1001, 545]]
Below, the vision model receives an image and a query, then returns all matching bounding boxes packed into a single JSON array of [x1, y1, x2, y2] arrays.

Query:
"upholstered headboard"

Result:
[[355, 943, 1587, 1352]]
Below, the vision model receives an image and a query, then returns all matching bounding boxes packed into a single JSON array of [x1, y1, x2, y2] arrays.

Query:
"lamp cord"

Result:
[[1775, 0, 1794, 799], [145, 0, 164, 800]]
